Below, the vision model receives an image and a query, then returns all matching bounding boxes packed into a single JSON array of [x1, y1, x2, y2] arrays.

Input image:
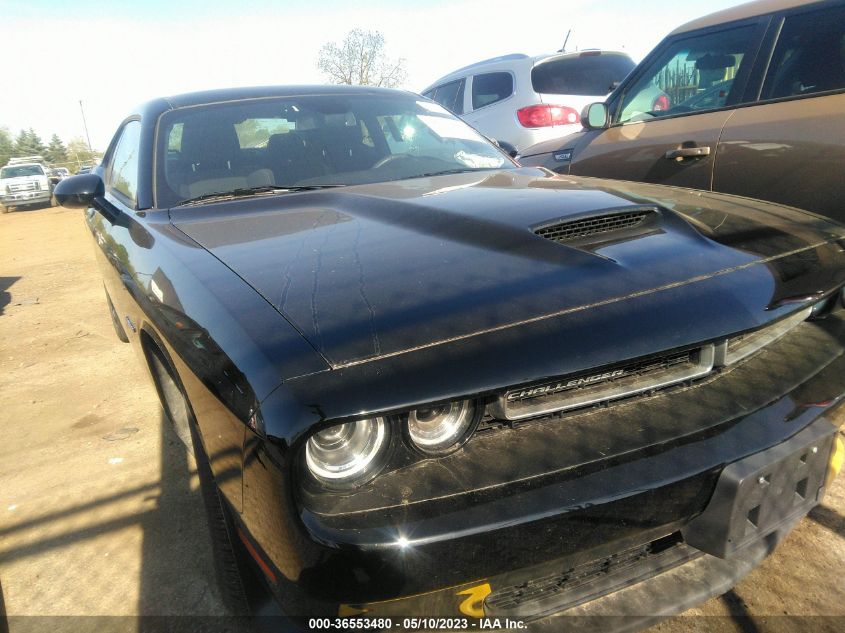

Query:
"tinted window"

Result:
[[108, 120, 141, 206], [472, 72, 514, 109], [762, 5, 845, 100], [531, 54, 635, 96], [617, 26, 755, 123], [430, 79, 466, 114]]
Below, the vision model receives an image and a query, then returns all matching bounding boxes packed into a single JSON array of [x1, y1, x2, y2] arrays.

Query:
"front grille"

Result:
[[493, 345, 715, 421], [9, 181, 37, 193], [535, 209, 655, 244], [491, 306, 814, 422]]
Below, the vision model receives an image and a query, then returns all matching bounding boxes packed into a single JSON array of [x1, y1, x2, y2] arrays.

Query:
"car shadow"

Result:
[[0, 277, 20, 316], [719, 589, 761, 633], [807, 504, 845, 539], [0, 575, 8, 633], [0, 410, 252, 633]]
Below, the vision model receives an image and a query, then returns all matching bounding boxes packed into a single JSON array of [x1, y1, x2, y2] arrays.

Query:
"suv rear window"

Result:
[[472, 72, 514, 109], [531, 54, 635, 96]]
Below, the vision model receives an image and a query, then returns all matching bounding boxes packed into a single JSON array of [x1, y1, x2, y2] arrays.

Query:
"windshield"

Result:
[[1, 165, 45, 179], [156, 93, 511, 207]]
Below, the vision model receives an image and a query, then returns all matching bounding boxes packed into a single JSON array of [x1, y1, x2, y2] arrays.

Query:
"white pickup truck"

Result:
[[1, 158, 54, 211]]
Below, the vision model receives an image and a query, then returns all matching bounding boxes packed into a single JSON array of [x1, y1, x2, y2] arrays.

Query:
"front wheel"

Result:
[[146, 344, 250, 616]]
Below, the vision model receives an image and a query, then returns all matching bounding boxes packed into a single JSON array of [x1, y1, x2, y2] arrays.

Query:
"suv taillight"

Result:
[[652, 95, 670, 111], [517, 104, 580, 128]]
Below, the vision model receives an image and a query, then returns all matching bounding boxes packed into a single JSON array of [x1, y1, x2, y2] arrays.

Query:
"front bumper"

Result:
[[1, 189, 51, 206], [326, 415, 839, 630], [241, 316, 845, 624]]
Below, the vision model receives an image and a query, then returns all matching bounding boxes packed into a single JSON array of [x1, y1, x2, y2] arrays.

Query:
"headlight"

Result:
[[407, 399, 477, 455], [305, 417, 389, 484]]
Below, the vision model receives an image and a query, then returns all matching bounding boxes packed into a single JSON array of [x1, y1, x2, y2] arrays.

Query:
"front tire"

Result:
[[146, 343, 251, 616]]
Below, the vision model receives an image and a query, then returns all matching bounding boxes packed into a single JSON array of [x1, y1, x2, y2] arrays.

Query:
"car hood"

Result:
[[171, 168, 845, 367]]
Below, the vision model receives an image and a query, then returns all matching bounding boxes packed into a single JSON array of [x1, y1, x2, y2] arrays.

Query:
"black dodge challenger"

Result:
[[56, 86, 845, 630]]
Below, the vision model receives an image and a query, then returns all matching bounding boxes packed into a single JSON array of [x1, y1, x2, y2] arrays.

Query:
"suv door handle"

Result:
[[665, 146, 711, 160]]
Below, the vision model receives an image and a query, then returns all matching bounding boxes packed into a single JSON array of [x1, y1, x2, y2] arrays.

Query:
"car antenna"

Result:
[[558, 29, 572, 53]]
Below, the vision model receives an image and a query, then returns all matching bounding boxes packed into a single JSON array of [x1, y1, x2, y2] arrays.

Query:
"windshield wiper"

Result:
[[410, 168, 493, 179], [174, 184, 347, 207]]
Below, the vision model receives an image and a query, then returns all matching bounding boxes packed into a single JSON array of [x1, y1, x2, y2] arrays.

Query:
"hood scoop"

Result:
[[534, 206, 661, 248]]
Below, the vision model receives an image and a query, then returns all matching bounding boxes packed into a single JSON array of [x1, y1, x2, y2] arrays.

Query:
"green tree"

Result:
[[45, 134, 68, 165], [65, 137, 100, 169], [0, 127, 12, 167], [13, 128, 48, 157], [317, 29, 407, 88]]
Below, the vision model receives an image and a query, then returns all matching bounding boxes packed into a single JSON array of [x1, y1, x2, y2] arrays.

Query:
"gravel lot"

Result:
[[1, 204, 844, 632]]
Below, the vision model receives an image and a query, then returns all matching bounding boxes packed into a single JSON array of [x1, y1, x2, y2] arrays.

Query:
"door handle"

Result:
[[665, 146, 711, 160]]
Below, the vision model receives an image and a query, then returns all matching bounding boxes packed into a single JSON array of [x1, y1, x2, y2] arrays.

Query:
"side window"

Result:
[[761, 6, 845, 100], [617, 25, 756, 124], [107, 121, 141, 206], [429, 79, 466, 114], [472, 72, 513, 109]]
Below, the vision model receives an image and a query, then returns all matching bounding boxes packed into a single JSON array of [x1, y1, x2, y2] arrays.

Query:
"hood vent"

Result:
[[534, 207, 659, 246]]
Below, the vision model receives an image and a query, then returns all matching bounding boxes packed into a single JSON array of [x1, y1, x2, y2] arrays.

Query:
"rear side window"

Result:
[[428, 79, 466, 114], [761, 5, 845, 100], [472, 72, 514, 109], [107, 120, 141, 206], [531, 54, 635, 96]]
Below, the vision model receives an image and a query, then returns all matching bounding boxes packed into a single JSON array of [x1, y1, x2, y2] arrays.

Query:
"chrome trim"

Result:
[[724, 307, 811, 366], [493, 345, 715, 421]]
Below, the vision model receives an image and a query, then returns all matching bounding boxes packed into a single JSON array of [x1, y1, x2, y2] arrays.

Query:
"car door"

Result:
[[713, 2, 845, 224], [569, 20, 768, 191]]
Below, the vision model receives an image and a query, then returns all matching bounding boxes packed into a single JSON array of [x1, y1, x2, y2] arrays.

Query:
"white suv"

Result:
[[421, 50, 635, 152], [1, 161, 53, 211]]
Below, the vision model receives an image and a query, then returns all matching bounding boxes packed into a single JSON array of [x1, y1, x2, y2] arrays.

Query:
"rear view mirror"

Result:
[[582, 103, 609, 130], [694, 54, 735, 71], [54, 174, 105, 209]]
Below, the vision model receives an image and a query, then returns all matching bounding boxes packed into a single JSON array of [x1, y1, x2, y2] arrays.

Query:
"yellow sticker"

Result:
[[456, 583, 492, 617], [829, 434, 844, 479], [338, 604, 369, 616]]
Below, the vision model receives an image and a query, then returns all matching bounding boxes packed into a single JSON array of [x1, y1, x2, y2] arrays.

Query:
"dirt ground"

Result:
[[0, 204, 844, 633]]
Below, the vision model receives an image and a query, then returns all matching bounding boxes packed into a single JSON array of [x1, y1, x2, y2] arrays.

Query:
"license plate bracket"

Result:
[[682, 419, 835, 558]]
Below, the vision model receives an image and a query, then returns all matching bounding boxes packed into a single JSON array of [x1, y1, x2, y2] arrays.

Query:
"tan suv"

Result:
[[517, 0, 845, 224]]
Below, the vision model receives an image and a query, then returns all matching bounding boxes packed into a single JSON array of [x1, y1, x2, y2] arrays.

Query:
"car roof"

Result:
[[422, 49, 631, 92], [671, 0, 823, 34], [162, 84, 414, 109]]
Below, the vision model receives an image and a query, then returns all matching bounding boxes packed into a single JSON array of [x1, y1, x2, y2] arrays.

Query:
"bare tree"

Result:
[[317, 29, 407, 88]]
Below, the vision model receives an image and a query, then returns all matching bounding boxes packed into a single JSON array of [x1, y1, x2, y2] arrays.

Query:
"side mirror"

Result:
[[54, 174, 105, 209], [582, 102, 609, 130], [495, 139, 519, 159]]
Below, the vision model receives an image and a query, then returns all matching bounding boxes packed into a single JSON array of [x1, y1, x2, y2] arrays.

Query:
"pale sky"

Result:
[[1, 0, 749, 151]]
